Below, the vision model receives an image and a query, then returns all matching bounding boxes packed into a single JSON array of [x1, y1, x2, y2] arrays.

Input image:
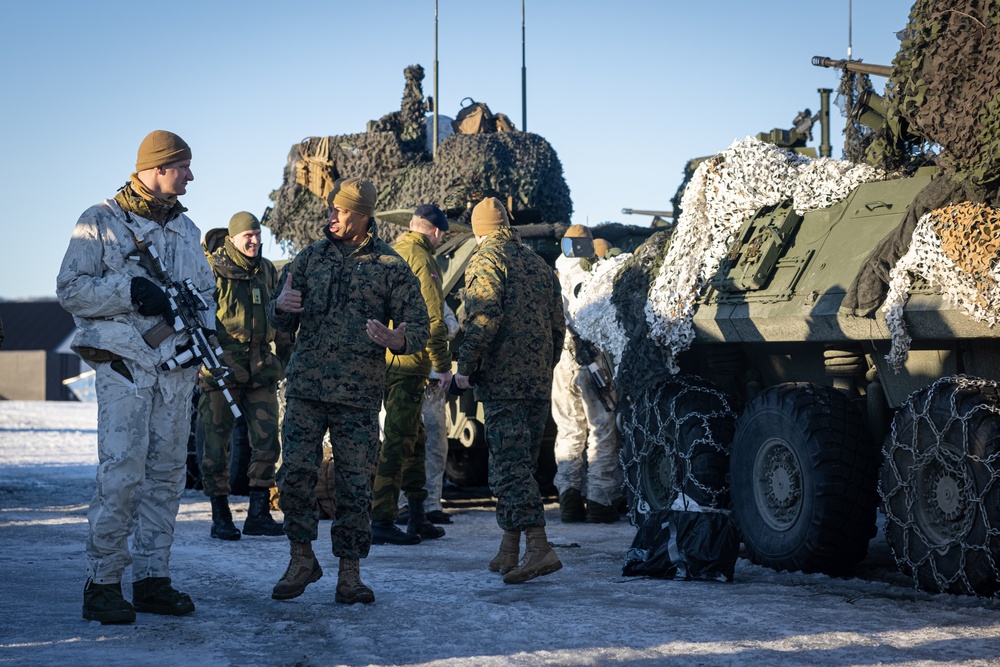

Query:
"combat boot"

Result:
[[272, 541, 323, 600], [371, 520, 421, 545], [82, 579, 135, 624], [210, 495, 241, 541], [406, 498, 445, 540], [243, 489, 284, 536], [488, 529, 520, 574], [586, 500, 620, 524], [559, 488, 586, 523], [503, 526, 562, 584], [132, 577, 195, 616], [335, 557, 375, 604]]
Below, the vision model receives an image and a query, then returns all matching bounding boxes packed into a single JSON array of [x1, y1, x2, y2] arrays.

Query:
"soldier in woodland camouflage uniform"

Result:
[[371, 204, 452, 545], [199, 212, 291, 541], [266, 177, 429, 605], [454, 197, 566, 584], [57, 131, 211, 624]]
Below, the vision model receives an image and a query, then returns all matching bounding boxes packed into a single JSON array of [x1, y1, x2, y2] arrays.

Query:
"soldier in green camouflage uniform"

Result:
[[198, 212, 291, 541], [372, 204, 453, 545], [57, 131, 209, 624], [454, 197, 566, 584], [266, 178, 429, 605]]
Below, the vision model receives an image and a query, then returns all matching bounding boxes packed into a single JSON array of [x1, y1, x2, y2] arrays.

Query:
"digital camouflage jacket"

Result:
[[267, 222, 429, 409], [385, 231, 451, 377], [200, 237, 291, 390], [457, 226, 565, 401], [57, 197, 215, 387]]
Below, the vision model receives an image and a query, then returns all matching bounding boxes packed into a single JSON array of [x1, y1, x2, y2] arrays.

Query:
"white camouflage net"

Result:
[[882, 203, 1000, 369], [642, 137, 885, 370], [569, 253, 632, 367]]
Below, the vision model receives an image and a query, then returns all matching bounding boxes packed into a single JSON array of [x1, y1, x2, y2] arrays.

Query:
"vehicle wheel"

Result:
[[619, 375, 736, 525], [445, 441, 489, 488], [730, 383, 880, 575], [880, 375, 1000, 596]]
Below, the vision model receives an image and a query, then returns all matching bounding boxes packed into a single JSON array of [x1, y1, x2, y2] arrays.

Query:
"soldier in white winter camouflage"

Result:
[[57, 130, 213, 624]]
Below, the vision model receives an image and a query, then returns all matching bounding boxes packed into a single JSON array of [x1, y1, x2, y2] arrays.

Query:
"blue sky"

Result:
[[0, 1, 905, 300]]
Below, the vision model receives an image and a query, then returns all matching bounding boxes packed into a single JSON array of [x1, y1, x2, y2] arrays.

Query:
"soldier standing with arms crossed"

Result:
[[267, 178, 429, 604], [58, 130, 212, 623], [199, 211, 290, 541], [454, 197, 566, 584], [371, 204, 452, 544]]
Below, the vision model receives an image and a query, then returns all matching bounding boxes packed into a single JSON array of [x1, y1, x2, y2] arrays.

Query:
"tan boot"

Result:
[[271, 541, 323, 600], [488, 529, 521, 574], [503, 526, 562, 584], [335, 558, 375, 605]]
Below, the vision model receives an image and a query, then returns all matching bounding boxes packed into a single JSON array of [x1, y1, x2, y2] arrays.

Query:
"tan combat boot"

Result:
[[335, 558, 375, 605], [271, 541, 323, 600], [503, 526, 562, 584], [488, 529, 521, 574]]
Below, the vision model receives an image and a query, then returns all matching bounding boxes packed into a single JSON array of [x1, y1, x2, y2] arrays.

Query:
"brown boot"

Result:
[[271, 541, 323, 600], [336, 558, 375, 604], [488, 529, 520, 574], [503, 526, 562, 584]]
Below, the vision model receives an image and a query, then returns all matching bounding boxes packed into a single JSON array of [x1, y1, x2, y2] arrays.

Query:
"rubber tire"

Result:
[[619, 375, 735, 525], [730, 382, 879, 576], [880, 376, 1000, 596], [444, 442, 489, 488]]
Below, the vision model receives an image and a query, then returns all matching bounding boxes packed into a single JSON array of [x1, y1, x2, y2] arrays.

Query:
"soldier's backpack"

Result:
[[452, 98, 496, 135]]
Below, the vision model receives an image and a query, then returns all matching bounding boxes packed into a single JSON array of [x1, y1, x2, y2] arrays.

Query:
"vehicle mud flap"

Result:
[[729, 382, 880, 576], [880, 375, 1000, 596]]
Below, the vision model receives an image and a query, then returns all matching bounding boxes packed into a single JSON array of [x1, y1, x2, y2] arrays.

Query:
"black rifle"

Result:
[[130, 232, 242, 419], [567, 325, 617, 413]]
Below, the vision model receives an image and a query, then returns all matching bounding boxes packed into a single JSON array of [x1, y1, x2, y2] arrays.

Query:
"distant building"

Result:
[[0, 300, 83, 401]]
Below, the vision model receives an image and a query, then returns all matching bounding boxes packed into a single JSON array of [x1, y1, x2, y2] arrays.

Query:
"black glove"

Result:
[[130, 277, 174, 325]]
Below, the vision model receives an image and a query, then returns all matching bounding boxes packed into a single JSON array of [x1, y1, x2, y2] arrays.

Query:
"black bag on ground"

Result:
[[623, 505, 738, 582]]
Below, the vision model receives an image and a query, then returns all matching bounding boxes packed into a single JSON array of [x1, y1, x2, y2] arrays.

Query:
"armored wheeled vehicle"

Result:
[[574, 0, 1000, 596]]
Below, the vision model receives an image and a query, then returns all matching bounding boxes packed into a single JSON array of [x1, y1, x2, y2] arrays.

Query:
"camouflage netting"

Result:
[[868, 0, 1000, 187], [265, 65, 572, 254]]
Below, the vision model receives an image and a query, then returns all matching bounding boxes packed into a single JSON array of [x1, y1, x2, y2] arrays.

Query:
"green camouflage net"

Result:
[[880, 375, 1000, 596], [265, 66, 572, 254], [869, 0, 1000, 187]]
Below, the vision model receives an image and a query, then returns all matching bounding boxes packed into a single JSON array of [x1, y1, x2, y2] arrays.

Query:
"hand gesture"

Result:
[[275, 272, 303, 314]]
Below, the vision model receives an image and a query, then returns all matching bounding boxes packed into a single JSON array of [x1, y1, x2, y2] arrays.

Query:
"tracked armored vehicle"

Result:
[[574, 0, 1000, 596]]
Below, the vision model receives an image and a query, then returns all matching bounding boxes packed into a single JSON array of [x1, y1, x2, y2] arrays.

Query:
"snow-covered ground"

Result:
[[1, 400, 999, 667]]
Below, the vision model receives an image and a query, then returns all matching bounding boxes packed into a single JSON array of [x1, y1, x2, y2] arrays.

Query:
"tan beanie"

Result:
[[135, 130, 192, 171], [564, 224, 593, 240], [328, 177, 377, 217], [228, 211, 260, 236], [471, 197, 510, 237], [592, 238, 610, 258]]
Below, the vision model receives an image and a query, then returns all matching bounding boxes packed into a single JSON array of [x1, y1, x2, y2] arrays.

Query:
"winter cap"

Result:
[[228, 211, 261, 237], [328, 177, 377, 217], [135, 130, 192, 171], [414, 203, 449, 231], [564, 224, 593, 240], [592, 238, 611, 258], [471, 197, 510, 237]]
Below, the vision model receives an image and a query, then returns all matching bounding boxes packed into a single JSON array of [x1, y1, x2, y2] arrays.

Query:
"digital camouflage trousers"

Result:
[[483, 398, 549, 531], [278, 397, 380, 559]]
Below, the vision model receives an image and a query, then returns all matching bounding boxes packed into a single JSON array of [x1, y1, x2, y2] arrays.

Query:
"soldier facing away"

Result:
[[57, 130, 214, 624], [266, 177, 429, 604], [199, 211, 291, 541], [454, 197, 566, 584]]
